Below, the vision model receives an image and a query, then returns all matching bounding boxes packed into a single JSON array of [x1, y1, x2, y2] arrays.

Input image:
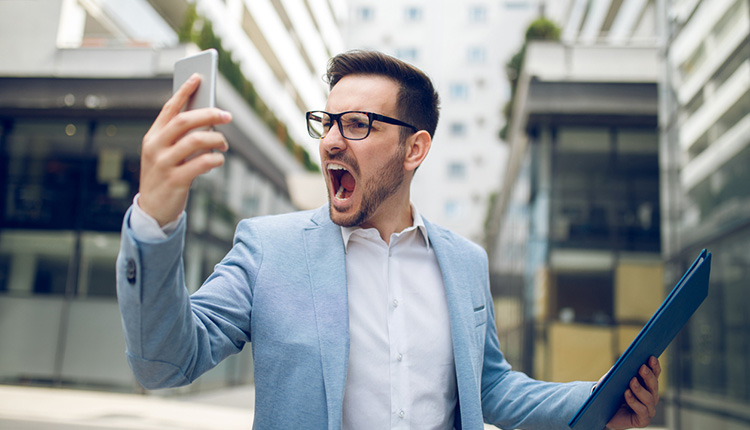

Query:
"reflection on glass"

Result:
[[0, 230, 75, 296], [551, 126, 660, 252], [2, 120, 87, 229], [79, 233, 120, 297], [683, 141, 750, 238], [677, 229, 750, 404]]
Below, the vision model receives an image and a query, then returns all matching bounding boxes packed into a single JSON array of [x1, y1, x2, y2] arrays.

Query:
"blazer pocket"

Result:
[[473, 305, 487, 327]]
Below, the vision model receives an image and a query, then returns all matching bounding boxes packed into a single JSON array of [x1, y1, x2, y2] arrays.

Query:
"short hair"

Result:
[[325, 50, 440, 141]]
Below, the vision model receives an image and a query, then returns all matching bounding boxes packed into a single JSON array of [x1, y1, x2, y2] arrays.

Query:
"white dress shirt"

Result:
[[129, 197, 457, 428], [341, 206, 456, 430]]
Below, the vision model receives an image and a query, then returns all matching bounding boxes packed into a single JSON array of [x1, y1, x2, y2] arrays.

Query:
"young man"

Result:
[[117, 50, 660, 429]]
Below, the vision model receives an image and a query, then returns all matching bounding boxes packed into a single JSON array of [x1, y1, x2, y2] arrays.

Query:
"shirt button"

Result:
[[399, 410, 405, 418], [397, 353, 403, 362], [393, 299, 399, 308]]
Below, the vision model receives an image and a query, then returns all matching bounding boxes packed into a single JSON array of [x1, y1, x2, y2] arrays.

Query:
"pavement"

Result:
[[0, 383, 669, 429], [0, 384, 255, 430]]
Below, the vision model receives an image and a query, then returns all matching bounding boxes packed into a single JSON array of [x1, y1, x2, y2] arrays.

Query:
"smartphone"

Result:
[[173, 48, 218, 112], [173, 49, 218, 159]]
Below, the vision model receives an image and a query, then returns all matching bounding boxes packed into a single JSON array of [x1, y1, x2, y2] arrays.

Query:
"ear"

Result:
[[403, 130, 431, 172]]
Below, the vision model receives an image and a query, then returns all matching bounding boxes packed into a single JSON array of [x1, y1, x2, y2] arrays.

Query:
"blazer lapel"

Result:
[[424, 219, 483, 429], [303, 206, 350, 427]]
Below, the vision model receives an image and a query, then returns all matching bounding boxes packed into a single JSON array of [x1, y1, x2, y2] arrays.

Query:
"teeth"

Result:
[[330, 163, 348, 200]]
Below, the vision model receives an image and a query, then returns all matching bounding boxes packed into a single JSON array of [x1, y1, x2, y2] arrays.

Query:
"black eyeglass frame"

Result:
[[306, 110, 418, 141]]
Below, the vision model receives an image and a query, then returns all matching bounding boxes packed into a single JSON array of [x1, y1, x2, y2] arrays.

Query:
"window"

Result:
[[445, 200, 464, 220], [448, 162, 466, 179], [3, 120, 87, 230], [469, 5, 487, 23], [450, 122, 467, 136], [357, 7, 374, 21], [0, 230, 76, 295], [450, 83, 469, 100], [504, 1, 534, 9], [396, 47, 419, 62], [0, 118, 149, 297], [675, 229, 750, 405], [404, 6, 422, 21], [468, 46, 486, 64], [79, 233, 120, 297], [550, 126, 661, 252]]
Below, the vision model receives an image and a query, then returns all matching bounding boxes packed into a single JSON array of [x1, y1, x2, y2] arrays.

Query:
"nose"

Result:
[[319, 119, 347, 154]]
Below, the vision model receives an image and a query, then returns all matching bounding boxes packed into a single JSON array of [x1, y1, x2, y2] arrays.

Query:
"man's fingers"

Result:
[[165, 130, 229, 166], [622, 389, 650, 428], [153, 108, 232, 152], [640, 363, 659, 404], [152, 73, 201, 131], [650, 356, 662, 378], [629, 377, 656, 418], [171, 151, 226, 184]]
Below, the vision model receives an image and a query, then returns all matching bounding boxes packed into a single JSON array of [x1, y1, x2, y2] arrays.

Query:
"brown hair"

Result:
[[325, 50, 440, 141]]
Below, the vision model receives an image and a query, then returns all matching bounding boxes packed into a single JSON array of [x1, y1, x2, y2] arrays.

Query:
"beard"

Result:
[[327, 145, 406, 228]]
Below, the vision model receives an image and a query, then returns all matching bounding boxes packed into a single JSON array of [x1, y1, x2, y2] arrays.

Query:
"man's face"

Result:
[[319, 74, 408, 228]]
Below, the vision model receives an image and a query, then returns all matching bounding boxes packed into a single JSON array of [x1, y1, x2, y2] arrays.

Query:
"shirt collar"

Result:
[[340, 203, 430, 252]]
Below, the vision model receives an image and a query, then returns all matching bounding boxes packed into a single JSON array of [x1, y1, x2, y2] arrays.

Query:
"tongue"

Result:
[[341, 171, 356, 192]]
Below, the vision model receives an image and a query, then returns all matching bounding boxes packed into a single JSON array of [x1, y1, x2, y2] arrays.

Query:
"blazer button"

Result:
[[126, 259, 137, 285]]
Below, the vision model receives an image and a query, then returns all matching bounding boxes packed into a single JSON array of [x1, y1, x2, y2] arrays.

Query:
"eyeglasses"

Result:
[[306, 110, 418, 140]]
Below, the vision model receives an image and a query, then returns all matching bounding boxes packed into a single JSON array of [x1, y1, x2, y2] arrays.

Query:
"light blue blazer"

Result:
[[116, 205, 592, 429]]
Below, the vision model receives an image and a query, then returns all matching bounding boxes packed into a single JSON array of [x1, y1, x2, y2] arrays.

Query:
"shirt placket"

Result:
[[387, 235, 411, 428]]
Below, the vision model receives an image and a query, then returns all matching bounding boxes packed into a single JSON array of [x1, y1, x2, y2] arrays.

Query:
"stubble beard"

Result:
[[328, 146, 406, 228]]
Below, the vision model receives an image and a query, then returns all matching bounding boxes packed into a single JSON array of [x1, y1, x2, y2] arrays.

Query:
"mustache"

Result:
[[325, 152, 360, 176]]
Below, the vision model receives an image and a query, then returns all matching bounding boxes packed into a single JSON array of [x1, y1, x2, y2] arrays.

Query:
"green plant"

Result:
[[500, 17, 561, 141], [180, 5, 319, 172]]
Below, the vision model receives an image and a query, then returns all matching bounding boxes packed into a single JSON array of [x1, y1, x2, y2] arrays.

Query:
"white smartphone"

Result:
[[173, 49, 218, 160], [173, 48, 218, 111]]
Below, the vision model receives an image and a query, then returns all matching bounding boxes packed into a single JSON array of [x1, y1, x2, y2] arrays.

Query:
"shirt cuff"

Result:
[[130, 194, 184, 241]]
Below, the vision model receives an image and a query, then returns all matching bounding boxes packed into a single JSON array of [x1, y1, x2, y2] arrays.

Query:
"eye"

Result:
[[343, 114, 368, 129], [352, 119, 368, 129], [321, 118, 332, 131]]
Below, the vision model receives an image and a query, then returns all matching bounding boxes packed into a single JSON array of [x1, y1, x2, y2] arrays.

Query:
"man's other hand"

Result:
[[606, 356, 662, 429]]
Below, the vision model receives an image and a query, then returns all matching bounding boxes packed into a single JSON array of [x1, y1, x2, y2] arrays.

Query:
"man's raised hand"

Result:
[[138, 73, 232, 226]]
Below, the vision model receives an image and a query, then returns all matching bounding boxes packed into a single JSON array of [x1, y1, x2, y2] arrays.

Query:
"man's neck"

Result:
[[359, 201, 413, 245]]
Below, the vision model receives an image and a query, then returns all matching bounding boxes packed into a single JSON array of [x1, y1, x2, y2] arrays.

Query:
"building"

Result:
[[0, 0, 343, 394], [344, 0, 540, 244], [485, 0, 665, 422], [659, 0, 750, 428]]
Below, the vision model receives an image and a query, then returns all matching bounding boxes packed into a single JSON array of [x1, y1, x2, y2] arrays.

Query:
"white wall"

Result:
[[345, 0, 541, 243]]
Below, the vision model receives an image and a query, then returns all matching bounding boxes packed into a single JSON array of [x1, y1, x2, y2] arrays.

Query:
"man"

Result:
[[117, 50, 660, 429]]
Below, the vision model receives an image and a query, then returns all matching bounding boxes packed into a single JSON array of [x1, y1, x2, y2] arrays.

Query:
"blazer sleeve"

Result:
[[479, 282, 595, 429], [116, 206, 256, 389]]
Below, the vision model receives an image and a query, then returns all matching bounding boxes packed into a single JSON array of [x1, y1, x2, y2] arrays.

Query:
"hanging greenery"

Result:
[[179, 4, 318, 172], [499, 17, 562, 141]]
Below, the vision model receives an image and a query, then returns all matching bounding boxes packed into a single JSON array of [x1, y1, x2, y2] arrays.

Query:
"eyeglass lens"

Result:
[[308, 112, 371, 140]]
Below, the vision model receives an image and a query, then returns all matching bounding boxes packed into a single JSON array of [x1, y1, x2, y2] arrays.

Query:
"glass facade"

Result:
[[0, 118, 144, 297], [662, 0, 750, 427], [551, 126, 660, 253], [669, 230, 750, 428], [0, 116, 148, 388], [0, 108, 295, 391], [492, 117, 662, 379]]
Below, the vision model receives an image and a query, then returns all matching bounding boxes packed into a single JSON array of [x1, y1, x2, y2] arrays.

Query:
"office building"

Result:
[[486, 0, 664, 409], [345, 0, 540, 244], [0, 0, 342, 394], [659, 0, 750, 427]]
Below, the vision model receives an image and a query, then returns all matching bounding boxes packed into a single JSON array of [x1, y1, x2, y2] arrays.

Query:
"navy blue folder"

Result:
[[569, 249, 712, 430]]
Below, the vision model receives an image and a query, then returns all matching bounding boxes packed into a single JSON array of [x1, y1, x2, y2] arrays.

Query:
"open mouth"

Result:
[[328, 164, 356, 201]]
